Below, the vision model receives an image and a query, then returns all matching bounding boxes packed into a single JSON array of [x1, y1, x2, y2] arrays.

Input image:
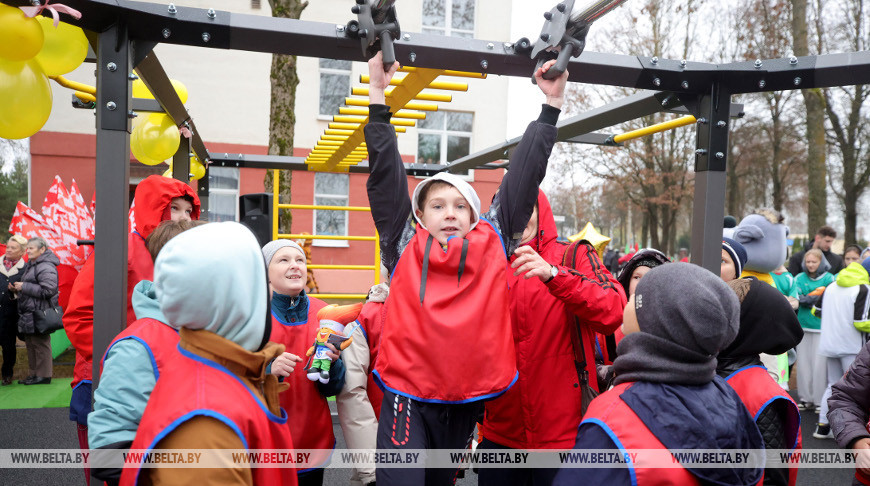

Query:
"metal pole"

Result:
[[93, 23, 132, 389], [172, 136, 190, 182], [198, 165, 210, 221], [690, 82, 731, 274]]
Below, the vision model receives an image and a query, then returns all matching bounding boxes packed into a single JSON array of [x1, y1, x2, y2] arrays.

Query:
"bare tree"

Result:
[[264, 0, 308, 233]]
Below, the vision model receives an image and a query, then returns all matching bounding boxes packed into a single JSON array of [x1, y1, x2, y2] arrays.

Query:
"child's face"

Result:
[[622, 293, 640, 335], [520, 206, 539, 245], [720, 249, 737, 282], [805, 254, 821, 274], [169, 197, 193, 222], [845, 250, 861, 266], [416, 185, 472, 246], [268, 247, 307, 296], [628, 265, 650, 296]]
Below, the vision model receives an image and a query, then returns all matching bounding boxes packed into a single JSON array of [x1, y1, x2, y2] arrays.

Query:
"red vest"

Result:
[[120, 346, 297, 486], [726, 365, 802, 486], [356, 301, 386, 418], [269, 296, 335, 463], [582, 382, 704, 486], [100, 318, 179, 378], [375, 221, 517, 403]]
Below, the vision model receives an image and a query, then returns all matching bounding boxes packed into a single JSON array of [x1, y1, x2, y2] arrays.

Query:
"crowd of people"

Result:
[[1, 52, 870, 486]]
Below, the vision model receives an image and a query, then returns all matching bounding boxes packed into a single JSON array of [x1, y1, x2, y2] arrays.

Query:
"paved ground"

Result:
[[0, 404, 850, 485]]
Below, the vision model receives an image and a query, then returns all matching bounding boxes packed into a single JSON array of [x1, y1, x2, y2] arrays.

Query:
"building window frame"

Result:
[[416, 110, 474, 180], [422, 0, 477, 38], [208, 167, 240, 222], [319, 58, 352, 118], [312, 172, 350, 248]]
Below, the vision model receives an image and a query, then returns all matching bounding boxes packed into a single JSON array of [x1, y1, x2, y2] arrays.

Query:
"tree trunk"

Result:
[[791, 0, 828, 232], [844, 188, 858, 245], [264, 0, 308, 234]]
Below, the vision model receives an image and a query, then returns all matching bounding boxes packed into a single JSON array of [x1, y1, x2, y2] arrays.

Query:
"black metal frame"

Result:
[[4, 0, 870, 388]]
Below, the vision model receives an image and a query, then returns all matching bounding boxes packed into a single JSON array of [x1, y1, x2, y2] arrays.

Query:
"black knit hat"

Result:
[[617, 248, 670, 296]]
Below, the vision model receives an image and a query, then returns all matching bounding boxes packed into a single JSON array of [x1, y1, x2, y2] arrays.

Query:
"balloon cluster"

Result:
[[0, 4, 88, 139], [129, 78, 189, 168]]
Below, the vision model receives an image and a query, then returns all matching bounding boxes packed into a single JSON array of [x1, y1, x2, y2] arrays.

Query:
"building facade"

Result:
[[31, 0, 527, 295]]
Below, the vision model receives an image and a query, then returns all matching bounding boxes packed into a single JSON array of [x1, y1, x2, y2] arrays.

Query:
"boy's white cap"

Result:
[[319, 320, 346, 334], [411, 172, 481, 231]]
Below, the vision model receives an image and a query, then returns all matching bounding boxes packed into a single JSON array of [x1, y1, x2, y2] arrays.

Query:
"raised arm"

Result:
[[486, 60, 568, 254], [364, 53, 410, 273]]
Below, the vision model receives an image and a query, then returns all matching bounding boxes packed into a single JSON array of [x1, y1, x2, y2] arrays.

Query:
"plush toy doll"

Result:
[[306, 303, 364, 383], [731, 208, 788, 286]]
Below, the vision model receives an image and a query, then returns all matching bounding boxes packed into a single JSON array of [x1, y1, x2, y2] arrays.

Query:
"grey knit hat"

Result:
[[262, 240, 305, 266], [634, 262, 740, 356]]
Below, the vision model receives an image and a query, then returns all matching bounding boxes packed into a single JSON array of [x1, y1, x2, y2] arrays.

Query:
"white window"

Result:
[[313, 172, 349, 247], [422, 0, 475, 38], [319, 58, 352, 116], [208, 167, 239, 222], [417, 111, 473, 171]]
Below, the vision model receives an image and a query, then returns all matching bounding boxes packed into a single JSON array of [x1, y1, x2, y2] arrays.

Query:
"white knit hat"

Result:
[[410, 172, 481, 231]]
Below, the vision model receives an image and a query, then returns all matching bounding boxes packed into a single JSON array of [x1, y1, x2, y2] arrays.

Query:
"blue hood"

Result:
[[154, 222, 269, 352], [132, 280, 172, 327], [620, 378, 764, 486]]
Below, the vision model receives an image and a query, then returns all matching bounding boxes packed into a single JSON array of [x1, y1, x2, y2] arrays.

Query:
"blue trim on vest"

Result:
[[725, 364, 801, 450], [104, 336, 160, 381], [371, 369, 519, 404], [580, 418, 638, 486], [271, 308, 309, 327], [353, 319, 368, 342], [177, 345, 289, 424], [480, 217, 507, 258], [136, 409, 246, 484], [296, 439, 337, 474], [72, 379, 91, 391], [723, 364, 766, 382]]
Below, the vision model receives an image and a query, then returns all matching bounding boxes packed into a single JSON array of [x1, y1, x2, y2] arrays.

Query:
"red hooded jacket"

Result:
[[64, 176, 200, 389], [483, 191, 626, 450]]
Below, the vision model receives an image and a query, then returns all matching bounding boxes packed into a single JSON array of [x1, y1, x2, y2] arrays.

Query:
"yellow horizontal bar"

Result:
[[613, 115, 697, 143], [339, 107, 426, 120], [279, 204, 371, 211], [316, 140, 367, 147], [50, 75, 96, 95], [352, 87, 452, 102], [309, 294, 367, 300], [390, 119, 416, 127], [360, 75, 467, 92], [279, 234, 376, 241], [309, 264, 377, 270], [333, 115, 366, 123], [322, 135, 350, 141], [75, 91, 96, 103], [344, 97, 438, 112], [325, 129, 354, 135], [401, 66, 486, 79], [329, 122, 361, 130]]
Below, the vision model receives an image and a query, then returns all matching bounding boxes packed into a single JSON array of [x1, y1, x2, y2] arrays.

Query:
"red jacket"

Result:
[[483, 192, 626, 450], [64, 176, 200, 389], [356, 299, 386, 418]]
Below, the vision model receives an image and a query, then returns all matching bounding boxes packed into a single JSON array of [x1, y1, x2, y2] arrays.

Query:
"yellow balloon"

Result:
[[162, 165, 173, 178], [139, 113, 180, 162], [33, 18, 89, 76], [189, 155, 206, 180], [0, 5, 44, 62], [131, 78, 188, 104], [0, 58, 52, 139], [130, 117, 163, 165]]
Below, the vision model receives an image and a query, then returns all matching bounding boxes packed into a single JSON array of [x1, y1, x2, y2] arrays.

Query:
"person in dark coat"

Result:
[[829, 339, 870, 485], [13, 236, 60, 385], [788, 225, 845, 276], [0, 235, 27, 385], [719, 277, 804, 486]]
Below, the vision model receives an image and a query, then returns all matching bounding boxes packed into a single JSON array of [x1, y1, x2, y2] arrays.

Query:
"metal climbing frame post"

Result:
[[270, 169, 380, 300]]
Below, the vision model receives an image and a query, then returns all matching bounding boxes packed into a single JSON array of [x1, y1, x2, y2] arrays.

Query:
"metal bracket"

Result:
[[346, 0, 400, 68]]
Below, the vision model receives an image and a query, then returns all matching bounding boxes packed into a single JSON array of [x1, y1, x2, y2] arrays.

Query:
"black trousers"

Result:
[[477, 438, 559, 486], [376, 390, 483, 486], [0, 317, 17, 378], [297, 467, 324, 486]]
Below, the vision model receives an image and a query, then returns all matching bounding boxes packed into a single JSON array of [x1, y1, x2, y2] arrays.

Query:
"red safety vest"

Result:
[[120, 346, 297, 486], [726, 365, 802, 486], [582, 382, 709, 486], [269, 296, 335, 465], [356, 301, 386, 418], [374, 221, 517, 403], [100, 318, 179, 378]]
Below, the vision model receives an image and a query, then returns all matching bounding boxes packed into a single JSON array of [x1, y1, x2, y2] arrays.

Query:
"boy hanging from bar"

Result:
[[364, 51, 568, 485]]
